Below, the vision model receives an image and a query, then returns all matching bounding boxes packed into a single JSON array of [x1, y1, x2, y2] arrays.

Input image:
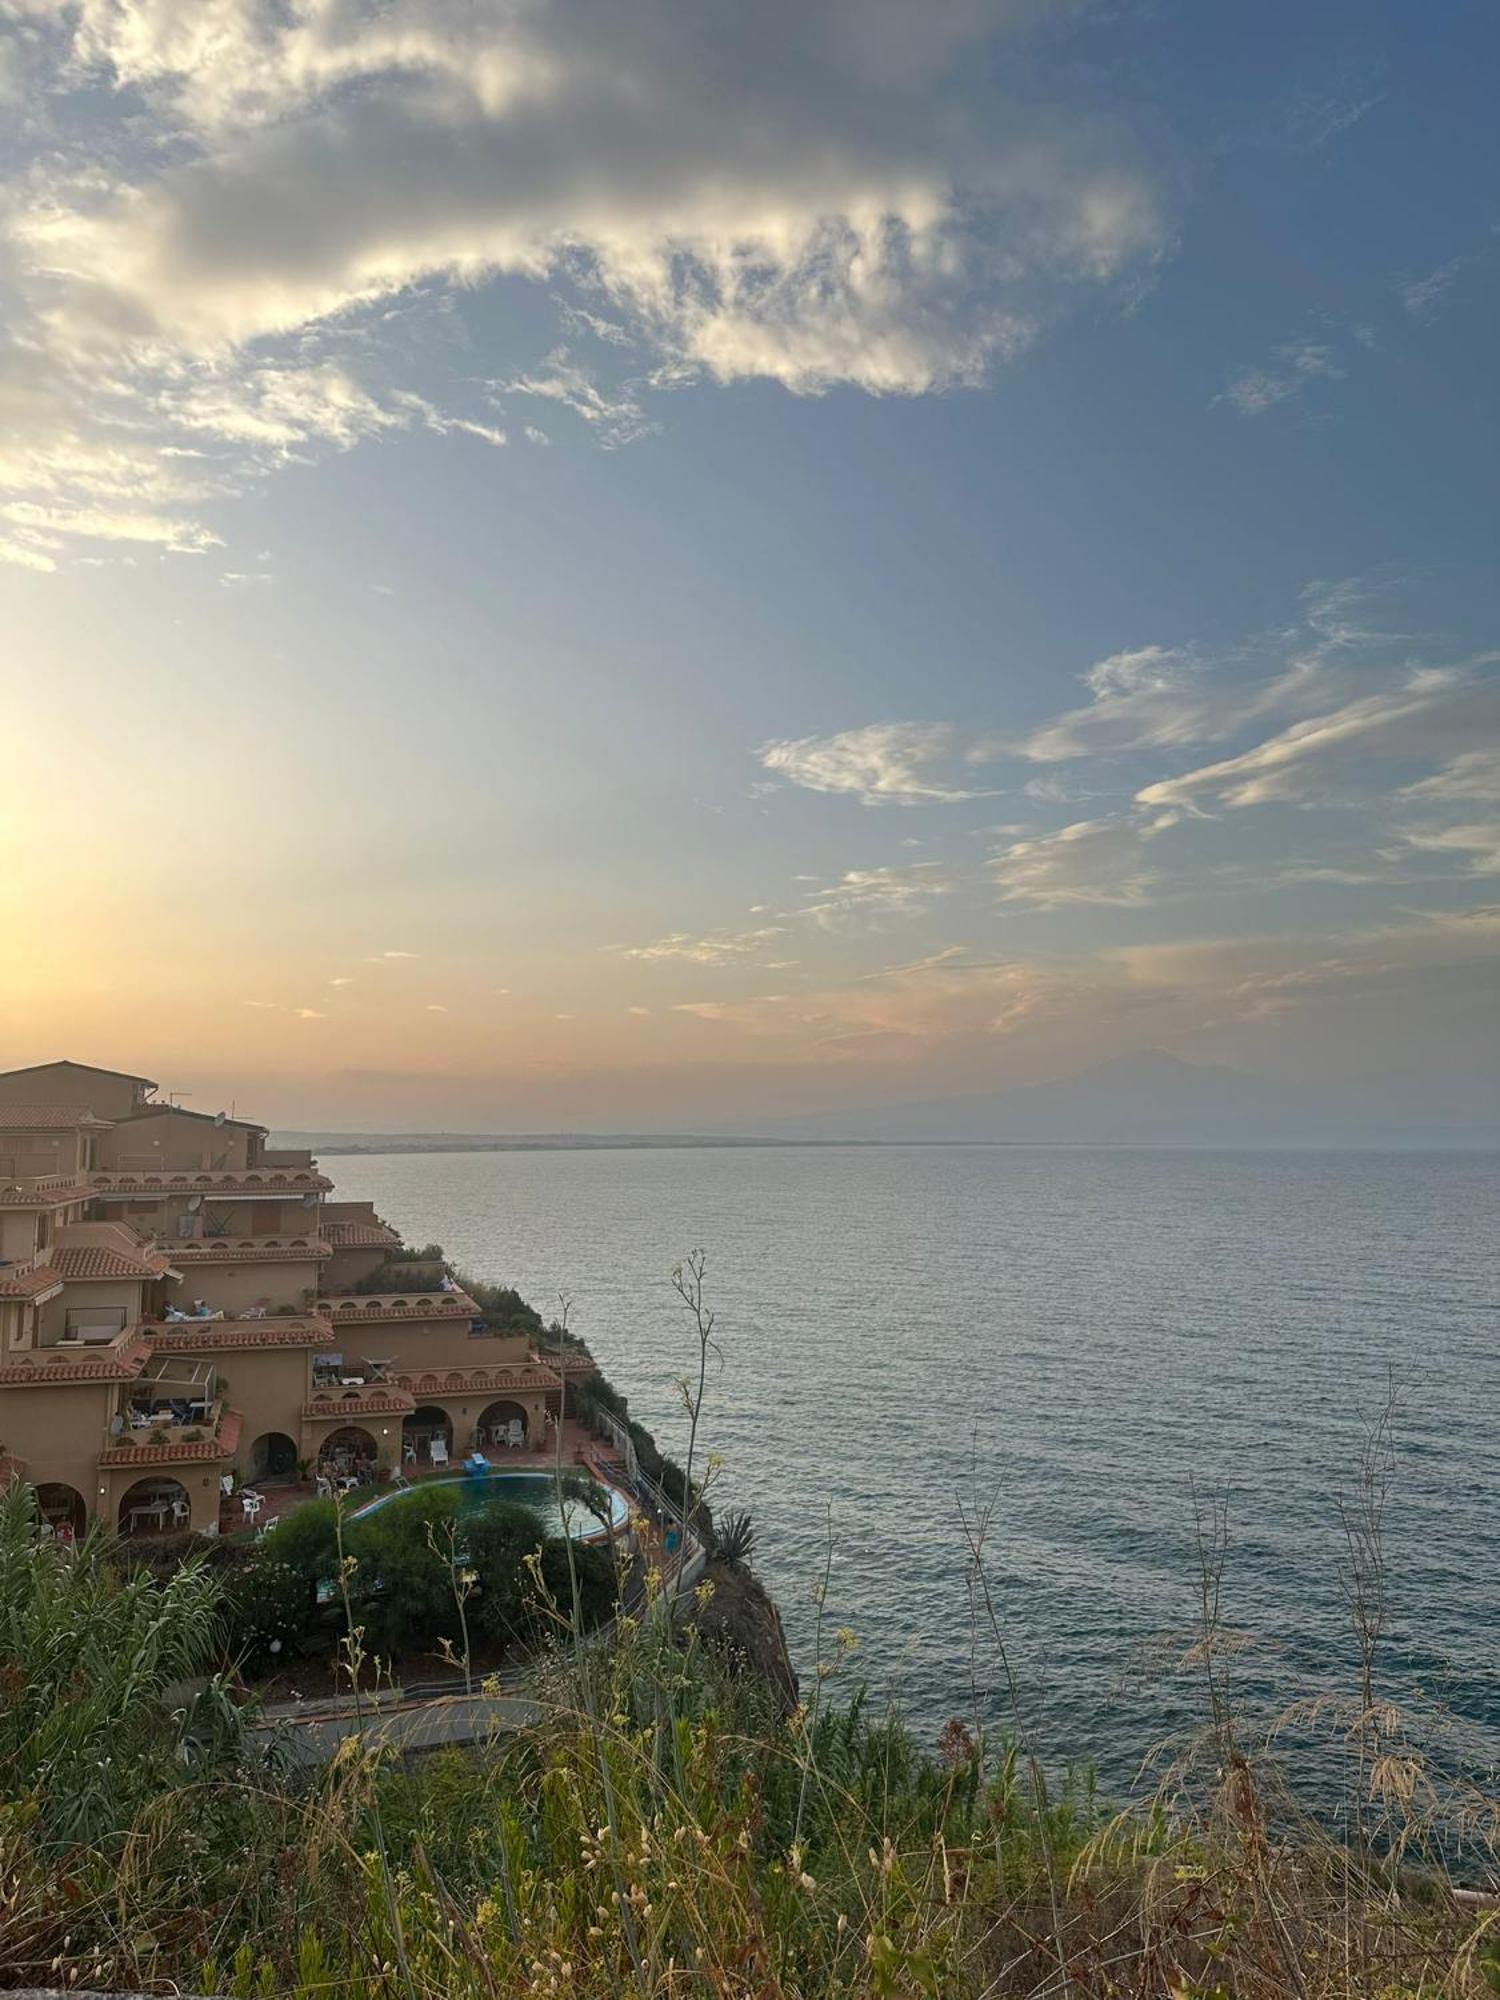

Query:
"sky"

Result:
[[1, 0, 1497, 1131]]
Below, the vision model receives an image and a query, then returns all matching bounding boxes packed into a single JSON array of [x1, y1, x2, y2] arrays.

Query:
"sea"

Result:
[[329, 1144, 1499, 1800]]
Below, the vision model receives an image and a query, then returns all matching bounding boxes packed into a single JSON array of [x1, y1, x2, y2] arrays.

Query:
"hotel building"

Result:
[[0, 1060, 567, 1537]]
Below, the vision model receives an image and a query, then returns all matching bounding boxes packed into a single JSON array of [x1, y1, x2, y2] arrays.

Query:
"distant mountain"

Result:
[[745, 1050, 1500, 1147]]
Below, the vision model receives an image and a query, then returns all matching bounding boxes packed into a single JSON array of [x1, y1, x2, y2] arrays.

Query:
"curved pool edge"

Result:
[[348, 1466, 631, 1542]]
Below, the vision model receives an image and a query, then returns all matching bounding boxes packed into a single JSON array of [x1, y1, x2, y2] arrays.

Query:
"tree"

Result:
[[346, 1485, 464, 1660], [465, 1497, 547, 1646]]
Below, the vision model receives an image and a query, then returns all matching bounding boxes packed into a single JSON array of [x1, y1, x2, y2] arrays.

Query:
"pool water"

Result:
[[350, 1467, 630, 1541]]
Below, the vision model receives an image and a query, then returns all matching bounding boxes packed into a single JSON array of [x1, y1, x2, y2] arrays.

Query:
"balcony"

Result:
[[0, 1258, 64, 1303], [89, 1166, 331, 1197], [100, 1408, 242, 1468], [163, 1235, 332, 1263], [101, 1358, 240, 1466], [144, 1312, 331, 1351], [0, 1172, 95, 1208], [319, 1288, 479, 1321], [0, 1331, 151, 1385], [303, 1384, 415, 1423], [324, 1218, 402, 1251]]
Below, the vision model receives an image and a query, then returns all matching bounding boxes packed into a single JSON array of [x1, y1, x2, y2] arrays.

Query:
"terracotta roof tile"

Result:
[[0, 1180, 96, 1208], [146, 1317, 330, 1351], [99, 1408, 242, 1465], [52, 1223, 174, 1282], [0, 1103, 113, 1129], [0, 1262, 64, 1301], [166, 1236, 331, 1262], [0, 1338, 151, 1384]]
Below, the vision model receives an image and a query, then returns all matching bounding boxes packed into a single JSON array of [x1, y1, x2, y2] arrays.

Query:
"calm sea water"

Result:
[[330, 1145, 1499, 1794]]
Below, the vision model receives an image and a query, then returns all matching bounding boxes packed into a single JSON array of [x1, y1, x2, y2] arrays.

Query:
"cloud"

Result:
[[622, 926, 786, 965], [1006, 644, 1272, 762], [499, 349, 654, 448], [799, 863, 954, 932], [0, 0, 1170, 562], [760, 722, 992, 804], [1401, 750, 1500, 804], [1400, 258, 1464, 321], [989, 815, 1166, 907], [1218, 338, 1345, 417], [1135, 667, 1498, 811], [1399, 821, 1500, 878]]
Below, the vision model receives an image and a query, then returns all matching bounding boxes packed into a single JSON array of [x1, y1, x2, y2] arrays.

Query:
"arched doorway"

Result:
[[36, 1482, 86, 1540], [401, 1405, 452, 1467], [477, 1398, 529, 1452], [248, 1430, 298, 1484], [118, 1476, 191, 1538], [317, 1426, 377, 1484]]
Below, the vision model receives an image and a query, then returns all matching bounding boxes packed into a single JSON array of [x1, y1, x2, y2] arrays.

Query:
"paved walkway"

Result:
[[263, 1689, 546, 1765]]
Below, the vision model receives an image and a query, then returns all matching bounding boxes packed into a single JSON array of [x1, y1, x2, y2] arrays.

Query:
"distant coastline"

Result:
[[278, 1132, 966, 1155]]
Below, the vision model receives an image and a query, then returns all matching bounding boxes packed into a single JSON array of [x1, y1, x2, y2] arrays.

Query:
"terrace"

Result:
[[0, 1329, 150, 1384], [319, 1288, 480, 1321], [88, 1167, 332, 1197], [145, 1313, 331, 1351], [104, 1356, 227, 1459], [0, 1172, 96, 1208], [165, 1235, 332, 1263]]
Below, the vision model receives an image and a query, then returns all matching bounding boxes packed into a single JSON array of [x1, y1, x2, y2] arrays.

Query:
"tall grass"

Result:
[[1, 1284, 1496, 1999]]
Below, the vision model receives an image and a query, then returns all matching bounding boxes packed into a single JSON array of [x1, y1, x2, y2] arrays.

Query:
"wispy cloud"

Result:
[[990, 816, 1167, 908], [1135, 667, 1496, 810], [621, 926, 786, 966], [760, 723, 993, 805], [799, 864, 954, 932], [1217, 338, 1345, 417]]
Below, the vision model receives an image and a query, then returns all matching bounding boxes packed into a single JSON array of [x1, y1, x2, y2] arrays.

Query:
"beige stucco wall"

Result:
[[102, 1458, 222, 1534], [0, 1212, 41, 1262], [323, 1245, 388, 1290], [337, 1317, 532, 1372], [38, 1280, 143, 1345], [0, 1380, 113, 1510], [201, 1346, 312, 1478], [100, 1110, 260, 1172], [172, 1257, 322, 1315], [0, 1131, 89, 1178]]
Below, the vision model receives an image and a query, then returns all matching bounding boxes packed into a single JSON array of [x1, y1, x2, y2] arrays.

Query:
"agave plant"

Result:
[[714, 1508, 756, 1569]]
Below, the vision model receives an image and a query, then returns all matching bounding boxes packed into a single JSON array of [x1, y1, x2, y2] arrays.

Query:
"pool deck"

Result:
[[221, 1418, 623, 1537]]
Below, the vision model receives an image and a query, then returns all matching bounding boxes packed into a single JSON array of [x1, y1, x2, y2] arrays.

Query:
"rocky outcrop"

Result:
[[684, 1559, 799, 1715]]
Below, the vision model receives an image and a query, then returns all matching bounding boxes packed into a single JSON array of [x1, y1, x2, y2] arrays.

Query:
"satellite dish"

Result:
[[187, 1195, 203, 1213], [301, 1192, 318, 1208], [213, 1112, 226, 1127]]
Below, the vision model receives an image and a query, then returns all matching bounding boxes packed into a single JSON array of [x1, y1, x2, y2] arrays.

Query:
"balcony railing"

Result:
[[164, 1235, 332, 1261], [99, 1406, 241, 1467], [90, 1167, 330, 1196], [319, 1289, 479, 1319]]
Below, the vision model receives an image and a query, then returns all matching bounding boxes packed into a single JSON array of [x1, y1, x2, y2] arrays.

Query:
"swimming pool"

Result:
[[350, 1467, 630, 1541]]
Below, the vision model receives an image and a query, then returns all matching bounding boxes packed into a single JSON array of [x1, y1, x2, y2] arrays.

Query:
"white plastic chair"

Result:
[[170, 1497, 190, 1529], [315, 1474, 333, 1499], [429, 1437, 449, 1467], [240, 1490, 263, 1522], [506, 1419, 524, 1450]]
